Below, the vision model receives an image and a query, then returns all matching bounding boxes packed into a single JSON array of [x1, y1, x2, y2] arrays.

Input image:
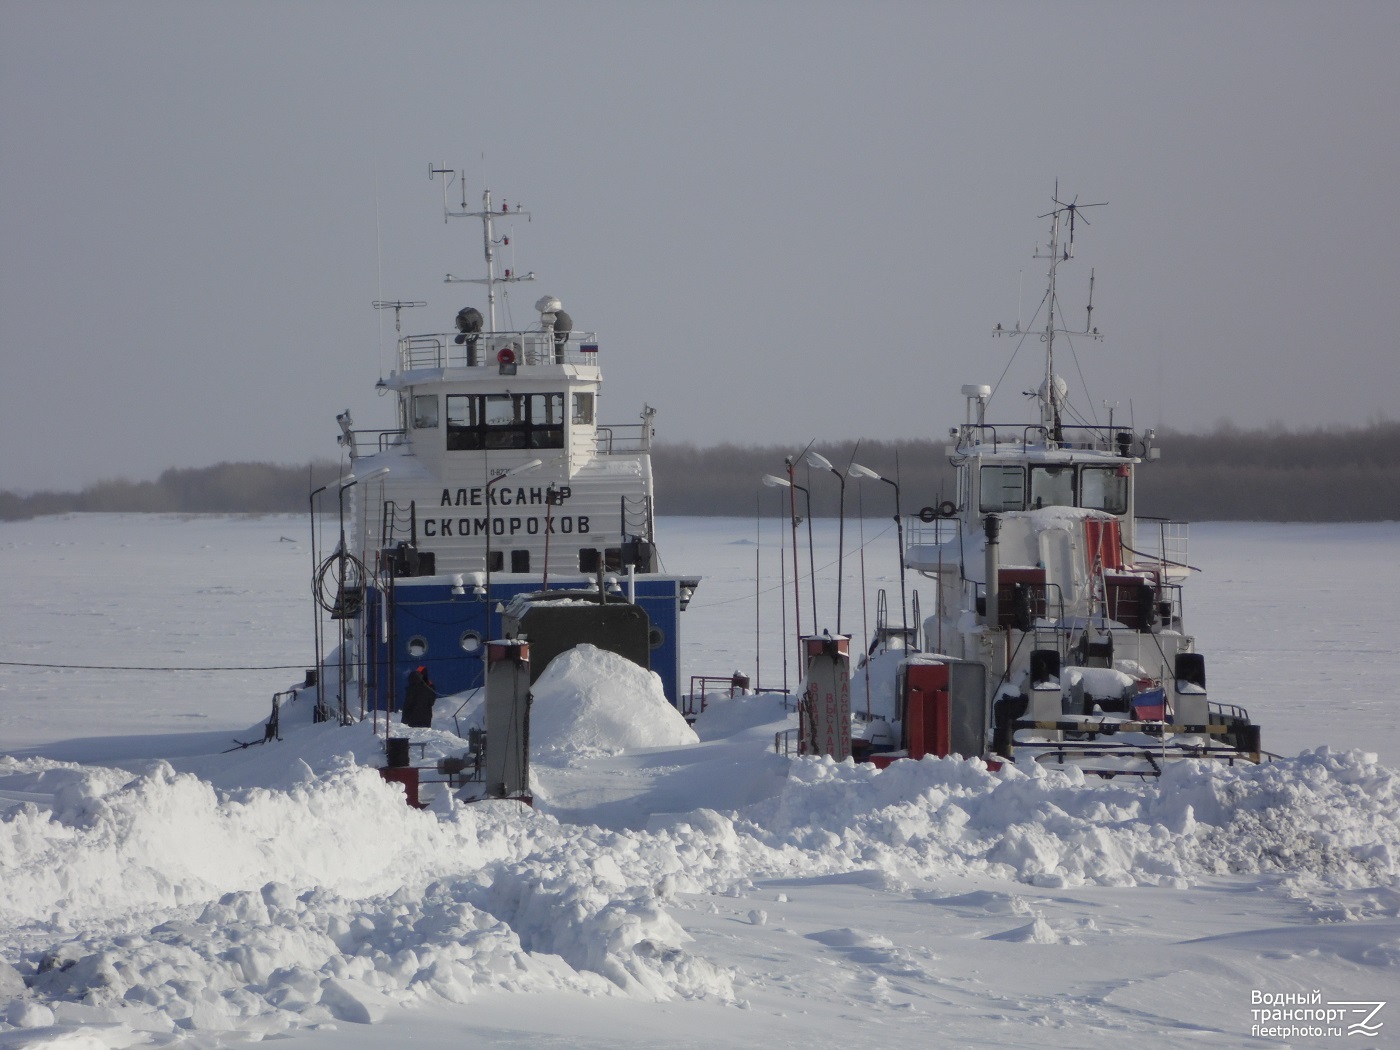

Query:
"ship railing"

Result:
[[595, 422, 652, 455], [398, 330, 601, 371], [906, 515, 960, 550], [955, 422, 1141, 456], [1133, 517, 1191, 577], [681, 673, 753, 720], [1157, 581, 1185, 629], [341, 427, 407, 457]]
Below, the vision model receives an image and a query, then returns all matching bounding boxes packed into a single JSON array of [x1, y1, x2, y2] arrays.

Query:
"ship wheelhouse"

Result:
[[321, 179, 697, 714]]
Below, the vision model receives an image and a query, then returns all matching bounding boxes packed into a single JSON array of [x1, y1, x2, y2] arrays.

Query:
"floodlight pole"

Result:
[[850, 463, 907, 638], [808, 451, 846, 635], [787, 459, 817, 629], [765, 466, 819, 671], [763, 472, 803, 674]]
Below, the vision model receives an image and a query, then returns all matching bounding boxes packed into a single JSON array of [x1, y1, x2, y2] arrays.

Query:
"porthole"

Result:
[[459, 630, 483, 655], [649, 626, 666, 650], [407, 636, 428, 658]]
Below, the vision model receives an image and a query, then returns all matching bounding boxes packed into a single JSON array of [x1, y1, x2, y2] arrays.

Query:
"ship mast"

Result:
[[433, 166, 535, 333], [998, 187, 1106, 445]]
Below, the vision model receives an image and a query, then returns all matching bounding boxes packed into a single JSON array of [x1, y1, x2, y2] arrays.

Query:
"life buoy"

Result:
[[918, 506, 937, 523], [497, 347, 516, 365], [938, 500, 957, 518]]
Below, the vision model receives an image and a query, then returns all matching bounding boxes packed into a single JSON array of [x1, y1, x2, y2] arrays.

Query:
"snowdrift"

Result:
[[3, 644, 1399, 1045], [529, 644, 698, 756], [3, 736, 1397, 1042]]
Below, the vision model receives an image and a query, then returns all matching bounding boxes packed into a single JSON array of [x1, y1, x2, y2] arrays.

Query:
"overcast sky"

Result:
[[3, 1, 1398, 492]]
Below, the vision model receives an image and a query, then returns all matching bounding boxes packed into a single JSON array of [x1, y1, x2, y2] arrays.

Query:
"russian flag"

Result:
[[1131, 687, 1167, 722]]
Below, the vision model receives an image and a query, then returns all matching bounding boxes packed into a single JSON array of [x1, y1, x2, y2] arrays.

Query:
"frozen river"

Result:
[[2, 515, 1398, 763]]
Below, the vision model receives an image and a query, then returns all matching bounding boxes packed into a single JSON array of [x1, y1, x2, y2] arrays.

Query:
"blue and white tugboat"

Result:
[[316, 168, 697, 721], [870, 192, 1266, 776]]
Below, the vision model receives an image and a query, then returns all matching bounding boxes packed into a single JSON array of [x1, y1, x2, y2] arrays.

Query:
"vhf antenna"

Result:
[[372, 300, 427, 332], [431, 163, 534, 332], [1041, 182, 1107, 258], [992, 185, 1108, 443]]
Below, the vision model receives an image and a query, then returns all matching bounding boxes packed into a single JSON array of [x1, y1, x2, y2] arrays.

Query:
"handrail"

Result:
[[682, 673, 750, 717], [595, 422, 651, 455], [1129, 517, 1193, 576], [398, 329, 600, 372], [337, 428, 405, 458], [955, 421, 1137, 456]]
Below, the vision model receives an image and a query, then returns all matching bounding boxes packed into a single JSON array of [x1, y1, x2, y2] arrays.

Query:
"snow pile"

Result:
[[3, 736, 1398, 1044], [0, 756, 736, 1040], [529, 645, 698, 756], [2, 638, 1397, 1045], [744, 746, 1400, 889], [0, 757, 485, 926], [23, 879, 600, 1035]]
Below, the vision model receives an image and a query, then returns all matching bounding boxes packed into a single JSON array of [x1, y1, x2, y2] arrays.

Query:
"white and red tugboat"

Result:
[[863, 193, 1266, 776]]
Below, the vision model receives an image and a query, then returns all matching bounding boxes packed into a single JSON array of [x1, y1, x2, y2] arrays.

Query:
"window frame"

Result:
[[411, 393, 439, 429], [445, 392, 565, 451], [1028, 465, 1075, 510], [978, 465, 1025, 512], [1078, 465, 1130, 515]]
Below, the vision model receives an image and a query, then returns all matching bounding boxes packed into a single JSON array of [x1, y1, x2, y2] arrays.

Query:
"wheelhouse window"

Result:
[[412, 394, 439, 429], [977, 461, 1130, 515], [446, 392, 565, 450], [1028, 465, 1074, 509], [1079, 466, 1129, 515], [979, 465, 1024, 512], [572, 392, 595, 425]]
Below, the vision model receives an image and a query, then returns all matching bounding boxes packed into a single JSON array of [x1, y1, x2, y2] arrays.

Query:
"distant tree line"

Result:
[[1133, 422, 1400, 522], [651, 421, 1400, 522], [653, 440, 956, 521], [0, 461, 345, 521], [3, 422, 1398, 522]]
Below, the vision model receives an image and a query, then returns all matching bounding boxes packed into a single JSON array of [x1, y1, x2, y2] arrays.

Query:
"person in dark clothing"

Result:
[[402, 665, 438, 728]]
